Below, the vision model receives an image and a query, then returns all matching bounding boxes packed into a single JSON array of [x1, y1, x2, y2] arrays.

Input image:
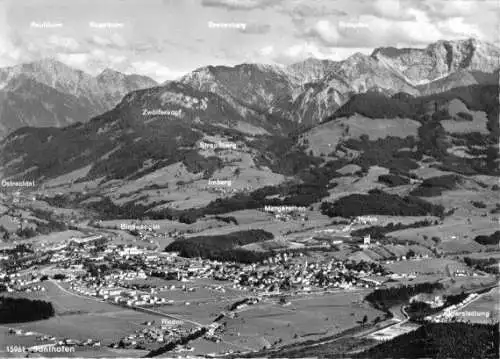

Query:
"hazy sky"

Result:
[[0, 0, 498, 81]]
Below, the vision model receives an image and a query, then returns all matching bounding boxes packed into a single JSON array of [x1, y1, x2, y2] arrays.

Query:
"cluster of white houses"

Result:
[[71, 284, 169, 307]]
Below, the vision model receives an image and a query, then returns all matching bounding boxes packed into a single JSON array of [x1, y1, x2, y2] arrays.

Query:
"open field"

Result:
[[441, 100, 489, 134], [385, 258, 467, 275], [5, 312, 155, 345], [24, 200, 83, 219], [410, 167, 456, 180], [326, 166, 389, 201], [382, 274, 446, 287], [387, 216, 498, 252], [182, 212, 331, 239], [104, 152, 286, 210], [216, 290, 383, 351], [100, 218, 225, 234], [425, 189, 497, 216], [304, 115, 421, 157], [440, 276, 499, 294], [0, 214, 19, 232], [356, 244, 433, 262], [380, 273, 496, 291], [438, 240, 486, 254], [154, 294, 241, 326], [2, 281, 123, 315], [242, 238, 305, 252], [460, 251, 500, 260], [1, 281, 166, 348], [224, 209, 277, 225], [43, 165, 93, 188]]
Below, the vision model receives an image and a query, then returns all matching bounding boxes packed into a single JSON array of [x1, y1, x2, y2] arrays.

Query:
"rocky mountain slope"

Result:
[[371, 38, 500, 85], [417, 69, 499, 95], [288, 53, 421, 125], [179, 63, 297, 133], [285, 57, 339, 85], [0, 80, 285, 181], [288, 39, 499, 125], [0, 59, 157, 137], [0, 74, 95, 136]]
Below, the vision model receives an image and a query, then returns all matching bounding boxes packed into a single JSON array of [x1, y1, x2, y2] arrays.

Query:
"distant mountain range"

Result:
[[371, 38, 500, 84], [0, 38, 498, 188], [182, 38, 500, 126], [0, 59, 157, 137]]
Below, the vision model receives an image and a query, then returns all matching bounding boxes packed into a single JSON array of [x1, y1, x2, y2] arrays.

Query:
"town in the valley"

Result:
[[0, 183, 498, 358]]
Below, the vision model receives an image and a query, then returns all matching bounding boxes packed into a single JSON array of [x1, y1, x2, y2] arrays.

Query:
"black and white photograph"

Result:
[[0, 0, 499, 358]]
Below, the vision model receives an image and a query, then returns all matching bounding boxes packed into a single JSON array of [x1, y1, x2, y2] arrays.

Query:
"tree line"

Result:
[[474, 231, 500, 246], [0, 297, 55, 323], [320, 189, 445, 218], [365, 282, 444, 310], [464, 256, 499, 274], [164, 229, 274, 263]]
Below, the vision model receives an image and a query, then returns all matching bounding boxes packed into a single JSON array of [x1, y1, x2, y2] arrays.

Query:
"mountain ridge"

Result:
[[0, 59, 158, 137]]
